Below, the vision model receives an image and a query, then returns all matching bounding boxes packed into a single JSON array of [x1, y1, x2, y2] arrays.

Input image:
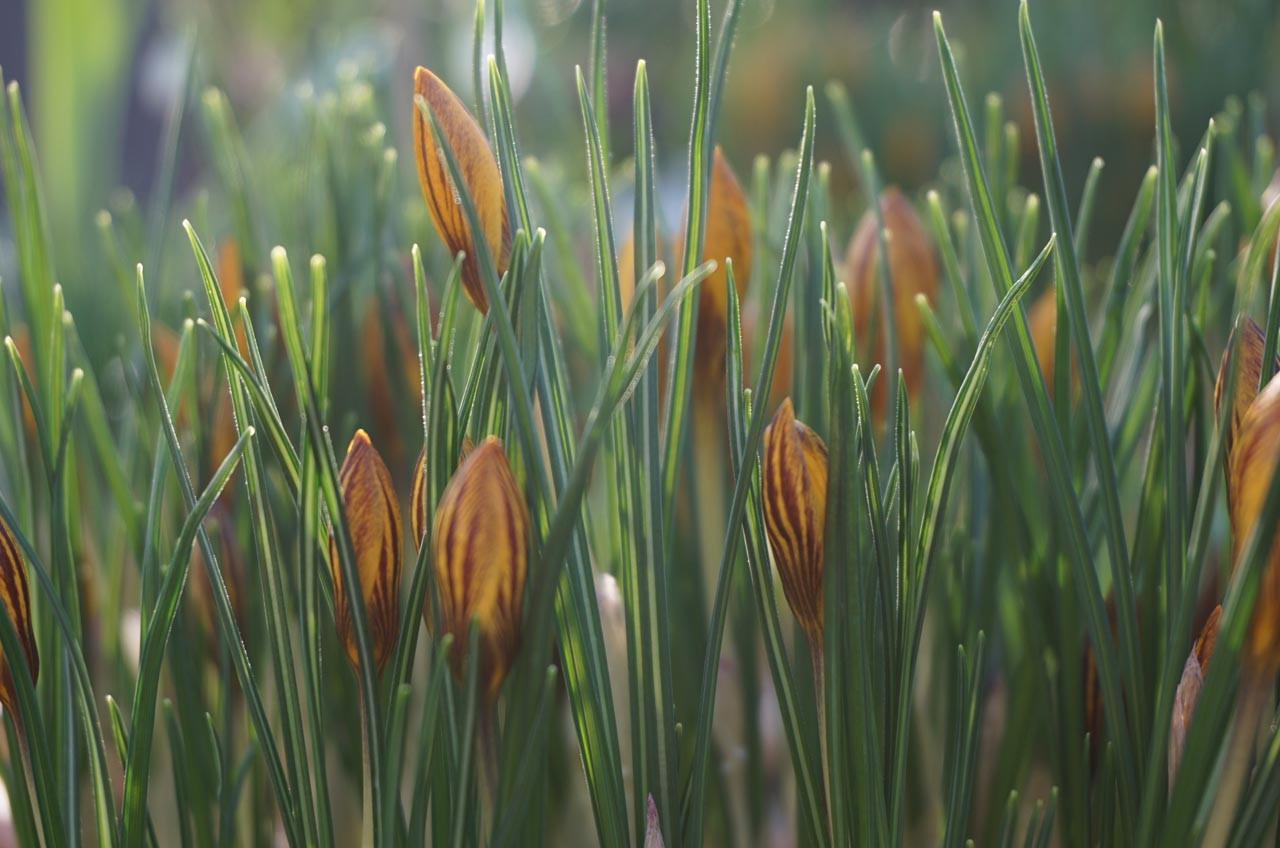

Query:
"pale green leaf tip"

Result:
[[271, 245, 287, 262], [310, 254, 325, 270]]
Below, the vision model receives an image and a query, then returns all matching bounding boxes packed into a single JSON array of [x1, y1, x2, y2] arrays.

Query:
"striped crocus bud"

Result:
[[761, 398, 828, 645], [432, 437, 529, 699], [411, 449, 427, 549], [410, 436, 477, 550], [0, 514, 38, 717], [1225, 369, 1280, 674], [413, 66, 510, 314], [844, 186, 939, 421], [1168, 605, 1222, 789], [675, 147, 753, 388], [329, 430, 403, 675], [1216, 318, 1275, 508]]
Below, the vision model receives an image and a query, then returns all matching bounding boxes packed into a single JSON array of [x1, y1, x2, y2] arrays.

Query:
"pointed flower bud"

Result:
[[1082, 596, 1120, 768], [644, 795, 665, 848], [0, 514, 38, 717], [845, 187, 939, 420], [1216, 318, 1276, 508], [329, 430, 403, 675], [1027, 287, 1073, 392], [411, 448, 427, 549], [1224, 367, 1280, 674], [413, 66, 510, 313], [1168, 605, 1221, 789], [411, 436, 477, 550], [761, 398, 828, 645], [432, 437, 529, 699], [675, 147, 753, 387]]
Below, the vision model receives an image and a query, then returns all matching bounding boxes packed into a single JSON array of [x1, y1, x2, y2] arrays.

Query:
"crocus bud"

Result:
[[411, 449, 427, 549], [188, 502, 247, 650], [1082, 596, 1121, 770], [410, 436, 477, 550], [1216, 318, 1275, 503], [329, 430, 403, 675], [0, 514, 38, 717], [1169, 605, 1222, 789], [644, 795, 665, 848], [675, 147, 753, 388], [413, 66, 510, 313], [1224, 369, 1280, 674], [761, 398, 827, 645], [432, 437, 529, 699], [1027, 287, 1070, 392], [844, 187, 939, 420], [361, 294, 421, 467]]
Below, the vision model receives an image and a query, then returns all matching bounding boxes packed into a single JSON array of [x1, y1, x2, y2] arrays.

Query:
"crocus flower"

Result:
[[844, 187, 939, 420], [1223, 366, 1280, 673], [761, 398, 828, 645], [413, 66, 510, 313], [1168, 605, 1221, 789], [675, 147, 754, 389], [329, 430, 403, 674], [0, 514, 38, 718], [432, 436, 529, 699]]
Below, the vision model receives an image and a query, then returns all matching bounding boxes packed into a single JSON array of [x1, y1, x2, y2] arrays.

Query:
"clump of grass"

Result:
[[1, 0, 1280, 845]]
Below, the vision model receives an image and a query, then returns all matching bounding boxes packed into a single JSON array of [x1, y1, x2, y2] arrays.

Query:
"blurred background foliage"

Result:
[[3, 0, 1280, 376]]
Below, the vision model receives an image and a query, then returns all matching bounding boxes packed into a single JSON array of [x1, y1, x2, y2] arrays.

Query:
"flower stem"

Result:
[[811, 641, 832, 837], [1202, 673, 1270, 846]]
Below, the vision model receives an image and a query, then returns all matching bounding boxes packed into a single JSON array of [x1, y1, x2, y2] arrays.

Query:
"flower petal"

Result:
[[413, 66, 510, 313]]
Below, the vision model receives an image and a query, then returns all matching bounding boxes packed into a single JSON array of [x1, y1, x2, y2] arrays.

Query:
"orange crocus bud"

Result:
[[1027, 287, 1077, 393], [1216, 318, 1275, 505], [413, 66, 510, 313], [187, 502, 247, 650], [1225, 367, 1280, 675], [675, 147, 753, 388], [329, 430, 403, 675], [410, 436, 477, 550], [844, 186, 939, 420], [1168, 605, 1222, 789], [432, 437, 529, 700], [0, 514, 38, 718], [411, 448, 427, 549], [361, 294, 422, 467], [761, 398, 828, 645]]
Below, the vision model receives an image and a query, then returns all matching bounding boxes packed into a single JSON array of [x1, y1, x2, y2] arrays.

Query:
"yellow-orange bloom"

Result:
[[844, 187, 939, 419], [432, 437, 529, 699], [1224, 367, 1280, 674], [675, 147, 753, 387], [413, 66, 510, 313], [0, 514, 38, 717], [761, 398, 828, 644], [329, 430, 403, 674], [1216, 317, 1273, 504]]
